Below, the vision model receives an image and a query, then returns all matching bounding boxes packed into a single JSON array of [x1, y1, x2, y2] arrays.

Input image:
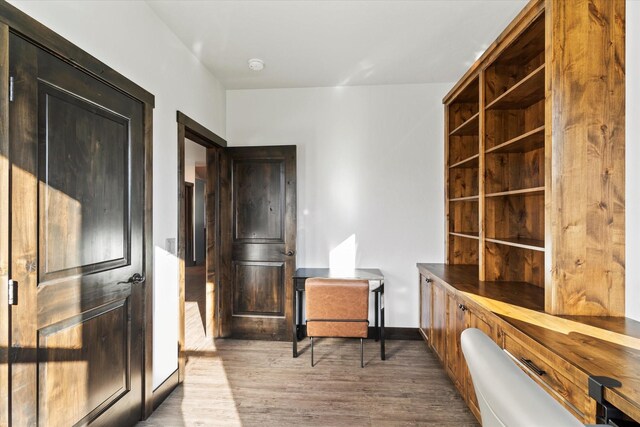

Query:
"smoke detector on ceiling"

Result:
[[248, 58, 265, 71]]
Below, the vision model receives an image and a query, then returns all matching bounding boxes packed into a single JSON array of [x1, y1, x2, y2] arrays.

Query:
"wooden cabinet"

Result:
[[464, 306, 495, 420], [417, 263, 640, 425], [445, 292, 466, 394], [419, 271, 500, 421], [443, 0, 625, 317], [419, 274, 432, 342], [420, 0, 631, 422], [430, 279, 446, 363], [501, 327, 595, 424]]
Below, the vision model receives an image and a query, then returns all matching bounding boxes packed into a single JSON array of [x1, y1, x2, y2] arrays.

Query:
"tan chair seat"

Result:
[[305, 278, 370, 367]]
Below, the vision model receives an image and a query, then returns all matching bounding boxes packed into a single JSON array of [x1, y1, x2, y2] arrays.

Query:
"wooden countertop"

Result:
[[417, 263, 640, 422]]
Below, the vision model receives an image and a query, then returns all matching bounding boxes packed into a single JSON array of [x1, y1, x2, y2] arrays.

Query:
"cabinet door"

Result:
[[431, 282, 446, 362], [446, 292, 467, 394], [465, 309, 494, 421], [419, 275, 432, 342]]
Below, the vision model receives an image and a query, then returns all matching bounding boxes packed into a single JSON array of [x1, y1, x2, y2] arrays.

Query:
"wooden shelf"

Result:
[[450, 112, 479, 136], [486, 126, 545, 154], [486, 64, 545, 110], [485, 187, 544, 198], [449, 195, 479, 202], [485, 237, 545, 252], [450, 231, 480, 240], [449, 154, 479, 169]]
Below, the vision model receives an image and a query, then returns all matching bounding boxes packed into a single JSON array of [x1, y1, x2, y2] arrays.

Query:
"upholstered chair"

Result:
[[461, 328, 586, 427], [305, 278, 369, 367]]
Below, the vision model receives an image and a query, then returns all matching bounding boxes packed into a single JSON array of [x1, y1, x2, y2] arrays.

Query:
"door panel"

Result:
[[233, 159, 284, 241], [38, 301, 129, 426], [233, 261, 284, 315], [9, 33, 144, 426], [222, 146, 296, 340], [39, 83, 130, 279]]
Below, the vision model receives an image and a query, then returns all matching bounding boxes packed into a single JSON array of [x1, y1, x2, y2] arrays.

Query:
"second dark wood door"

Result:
[[221, 146, 296, 340]]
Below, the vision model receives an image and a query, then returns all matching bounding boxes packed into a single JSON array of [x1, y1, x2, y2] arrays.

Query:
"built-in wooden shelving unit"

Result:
[[429, 0, 630, 424], [443, 0, 625, 316]]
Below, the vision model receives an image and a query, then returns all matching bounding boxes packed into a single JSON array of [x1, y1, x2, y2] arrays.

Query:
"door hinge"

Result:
[[9, 76, 14, 102], [8, 279, 17, 305]]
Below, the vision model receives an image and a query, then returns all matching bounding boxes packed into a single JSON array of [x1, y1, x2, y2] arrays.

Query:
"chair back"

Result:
[[305, 278, 369, 338], [461, 328, 583, 427]]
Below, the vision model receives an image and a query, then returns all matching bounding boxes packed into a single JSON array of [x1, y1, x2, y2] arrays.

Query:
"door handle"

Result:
[[520, 357, 546, 376], [281, 250, 295, 256], [119, 273, 145, 285]]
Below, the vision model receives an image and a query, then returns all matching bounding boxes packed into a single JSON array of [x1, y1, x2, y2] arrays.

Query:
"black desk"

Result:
[[292, 268, 385, 360]]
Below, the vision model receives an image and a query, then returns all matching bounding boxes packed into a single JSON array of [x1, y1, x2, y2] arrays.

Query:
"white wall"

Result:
[[8, 0, 227, 387], [185, 138, 207, 184], [184, 139, 206, 261], [626, 0, 640, 322], [227, 84, 449, 327]]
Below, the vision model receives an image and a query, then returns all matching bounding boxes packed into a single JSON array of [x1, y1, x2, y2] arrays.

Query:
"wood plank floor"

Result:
[[139, 266, 477, 426]]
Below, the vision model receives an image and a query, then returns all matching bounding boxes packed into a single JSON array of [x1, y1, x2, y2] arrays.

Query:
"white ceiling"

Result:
[[147, 0, 527, 90]]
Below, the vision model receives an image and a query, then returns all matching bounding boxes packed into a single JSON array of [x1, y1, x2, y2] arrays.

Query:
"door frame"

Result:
[[184, 182, 195, 267], [0, 2, 156, 421], [176, 111, 226, 383]]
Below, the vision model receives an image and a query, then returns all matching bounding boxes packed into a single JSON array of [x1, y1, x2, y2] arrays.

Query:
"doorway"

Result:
[[184, 139, 208, 351], [175, 113, 298, 393], [176, 112, 226, 382]]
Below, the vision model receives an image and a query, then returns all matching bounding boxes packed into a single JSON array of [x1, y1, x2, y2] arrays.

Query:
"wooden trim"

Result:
[[205, 147, 220, 338], [478, 69, 486, 281], [177, 111, 227, 148], [0, 1, 154, 106], [218, 149, 232, 337], [177, 122, 186, 383], [444, 105, 450, 263], [544, 0, 554, 314], [0, 21, 9, 427], [152, 369, 179, 411], [443, 0, 544, 104], [142, 103, 154, 419]]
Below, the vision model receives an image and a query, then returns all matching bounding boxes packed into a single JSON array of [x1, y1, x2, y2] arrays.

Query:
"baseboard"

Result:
[[152, 369, 179, 410], [297, 325, 420, 341], [377, 327, 421, 340]]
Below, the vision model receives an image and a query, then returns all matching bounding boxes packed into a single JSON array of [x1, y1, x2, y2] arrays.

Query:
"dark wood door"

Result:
[[9, 34, 145, 426], [220, 146, 296, 340]]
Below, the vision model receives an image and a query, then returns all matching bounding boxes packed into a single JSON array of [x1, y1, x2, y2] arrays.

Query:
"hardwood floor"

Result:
[[139, 266, 477, 426]]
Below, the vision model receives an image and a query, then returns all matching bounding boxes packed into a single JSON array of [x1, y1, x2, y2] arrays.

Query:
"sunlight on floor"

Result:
[[183, 266, 242, 425]]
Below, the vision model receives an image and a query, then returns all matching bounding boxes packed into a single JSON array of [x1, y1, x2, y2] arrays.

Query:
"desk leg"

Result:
[[293, 280, 298, 358], [297, 289, 304, 341], [374, 290, 379, 342], [380, 282, 385, 361]]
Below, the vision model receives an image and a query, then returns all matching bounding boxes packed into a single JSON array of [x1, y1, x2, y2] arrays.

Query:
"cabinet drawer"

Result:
[[503, 333, 592, 422]]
